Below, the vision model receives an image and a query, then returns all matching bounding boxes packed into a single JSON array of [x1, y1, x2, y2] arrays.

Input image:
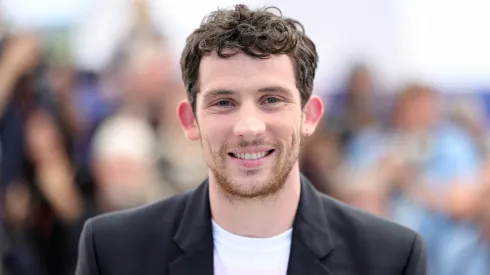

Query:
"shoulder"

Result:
[[76, 190, 196, 273], [85, 190, 192, 242], [320, 194, 423, 255]]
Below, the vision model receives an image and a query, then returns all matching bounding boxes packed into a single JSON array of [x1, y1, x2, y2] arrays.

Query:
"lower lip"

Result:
[[229, 151, 274, 169]]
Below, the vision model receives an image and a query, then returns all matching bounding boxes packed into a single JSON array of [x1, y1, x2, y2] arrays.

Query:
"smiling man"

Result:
[[75, 4, 427, 275]]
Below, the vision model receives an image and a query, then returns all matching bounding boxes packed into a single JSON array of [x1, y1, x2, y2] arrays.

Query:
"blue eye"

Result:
[[214, 100, 234, 107], [263, 97, 280, 104]]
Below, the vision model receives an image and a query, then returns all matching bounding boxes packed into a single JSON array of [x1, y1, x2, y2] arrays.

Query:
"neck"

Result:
[[209, 163, 301, 238]]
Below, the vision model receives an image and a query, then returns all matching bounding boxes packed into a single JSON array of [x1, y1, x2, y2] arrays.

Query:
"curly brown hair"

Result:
[[180, 4, 319, 114]]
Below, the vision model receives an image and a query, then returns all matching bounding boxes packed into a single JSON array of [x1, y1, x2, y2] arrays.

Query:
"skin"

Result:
[[178, 51, 323, 237]]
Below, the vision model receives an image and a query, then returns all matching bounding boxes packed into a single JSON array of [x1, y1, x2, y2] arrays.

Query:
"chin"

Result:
[[216, 169, 285, 199]]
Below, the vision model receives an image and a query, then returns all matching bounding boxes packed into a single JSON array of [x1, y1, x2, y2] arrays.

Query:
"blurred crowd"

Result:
[[302, 66, 490, 274], [0, 1, 489, 275]]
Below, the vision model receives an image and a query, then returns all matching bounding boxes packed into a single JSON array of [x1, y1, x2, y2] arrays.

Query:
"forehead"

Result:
[[198, 52, 297, 96]]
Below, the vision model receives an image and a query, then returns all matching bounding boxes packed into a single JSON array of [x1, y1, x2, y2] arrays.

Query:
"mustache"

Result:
[[235, 139, 266, 148]]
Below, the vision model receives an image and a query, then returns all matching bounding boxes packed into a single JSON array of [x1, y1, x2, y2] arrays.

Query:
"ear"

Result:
[[177, 99, 200, 141], [301, 95, 324, 138]]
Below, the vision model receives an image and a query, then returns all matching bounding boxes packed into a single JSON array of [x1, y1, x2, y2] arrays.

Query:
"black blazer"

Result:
[[75, 176, 427, 275]]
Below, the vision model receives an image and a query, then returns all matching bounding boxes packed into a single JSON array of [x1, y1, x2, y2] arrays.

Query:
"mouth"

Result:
[[228, 149, 275, 160]]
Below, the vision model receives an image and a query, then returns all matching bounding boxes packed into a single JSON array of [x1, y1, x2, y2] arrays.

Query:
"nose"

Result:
[[233, 105, 266, 140]]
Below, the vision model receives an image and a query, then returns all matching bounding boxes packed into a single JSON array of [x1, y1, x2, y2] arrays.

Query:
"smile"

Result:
[[228, 150, 274, 160]]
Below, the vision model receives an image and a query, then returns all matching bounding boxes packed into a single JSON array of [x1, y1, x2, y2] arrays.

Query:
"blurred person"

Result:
[[342, 84, 484, 219], [326, 63, 390, 151], [388, 85, 482, 218], [118, 38, 208, 193], [22, 109, 86, 275], [0, 32, 41, 191], [337, 83, 487, 274], [72, 0, 171, 157], [323, 66, 393, 216], [0, 29, 81, 191], [115, 38, 174, 121], [384, 84, 483, 275], [3, 108, 91, 275], [76, 5, 426, 275], [323, 64, 395, 213], [105, 0, 174, 125], [0, 29, 89, 275], [106, 33, 208, 197], [102, 0, 208, 196], [0, 32, 45, 274], [90, 114, 162, 211]]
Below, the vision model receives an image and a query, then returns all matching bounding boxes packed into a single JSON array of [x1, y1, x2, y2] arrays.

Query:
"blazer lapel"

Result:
[[287, 175, 336, 275], [168, 248, 213, 275], [169, 180, 214, 275], [168, 176, 336, 275], [287, 238, 333, 275]]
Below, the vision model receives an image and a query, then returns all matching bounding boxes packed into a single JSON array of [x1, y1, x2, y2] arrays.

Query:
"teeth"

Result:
[[234, 151, 267, 160]]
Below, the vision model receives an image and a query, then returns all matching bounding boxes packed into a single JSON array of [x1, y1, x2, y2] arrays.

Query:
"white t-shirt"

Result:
[[212, 219, 292, 275]]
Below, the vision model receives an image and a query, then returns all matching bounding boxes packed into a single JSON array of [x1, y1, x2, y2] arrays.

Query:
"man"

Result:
[[75, 4, 427, 275]]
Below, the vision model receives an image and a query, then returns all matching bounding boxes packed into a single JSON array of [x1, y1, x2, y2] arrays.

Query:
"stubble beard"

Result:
[[208, 134, 301, 200]]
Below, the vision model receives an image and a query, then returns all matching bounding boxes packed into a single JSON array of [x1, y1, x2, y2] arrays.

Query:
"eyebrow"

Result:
[[257, 86, 293, 96], [203, 86, 293, 101], [202, 89, 234, 102]]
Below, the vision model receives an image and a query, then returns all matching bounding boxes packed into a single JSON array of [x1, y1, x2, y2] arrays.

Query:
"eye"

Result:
[[213, 99, 235, 107], [262, 97, 281, 104]]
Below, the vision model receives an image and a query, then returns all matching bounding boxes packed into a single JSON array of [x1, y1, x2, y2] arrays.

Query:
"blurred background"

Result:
[[0, 0, 489, 274]]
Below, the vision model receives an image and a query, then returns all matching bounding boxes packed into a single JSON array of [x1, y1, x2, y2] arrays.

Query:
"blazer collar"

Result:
[[286, 175, 335, 275], [173, 179, 213, 253], [293, 174, 336, 258], [170, 180, 214, 275], [170, 175, 336, 275]]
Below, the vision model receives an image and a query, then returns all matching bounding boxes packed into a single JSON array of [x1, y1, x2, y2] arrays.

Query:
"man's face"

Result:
[[178, 52, 323, 199]]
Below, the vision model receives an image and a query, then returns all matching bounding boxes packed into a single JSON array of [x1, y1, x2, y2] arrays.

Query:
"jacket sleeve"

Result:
[[402, 234, 427, 275], [75, 218, 101, 275]]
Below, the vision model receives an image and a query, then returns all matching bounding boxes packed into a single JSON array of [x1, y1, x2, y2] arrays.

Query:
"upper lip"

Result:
[[229, 148, 274, 154]]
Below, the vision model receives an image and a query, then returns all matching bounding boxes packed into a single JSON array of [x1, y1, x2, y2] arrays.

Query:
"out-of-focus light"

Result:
[[1, 0, 91, 28]]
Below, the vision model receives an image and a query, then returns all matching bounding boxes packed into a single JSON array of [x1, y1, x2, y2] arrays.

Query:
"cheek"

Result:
[[271, 116, 301, 139], [199, 120, 229, 153]]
